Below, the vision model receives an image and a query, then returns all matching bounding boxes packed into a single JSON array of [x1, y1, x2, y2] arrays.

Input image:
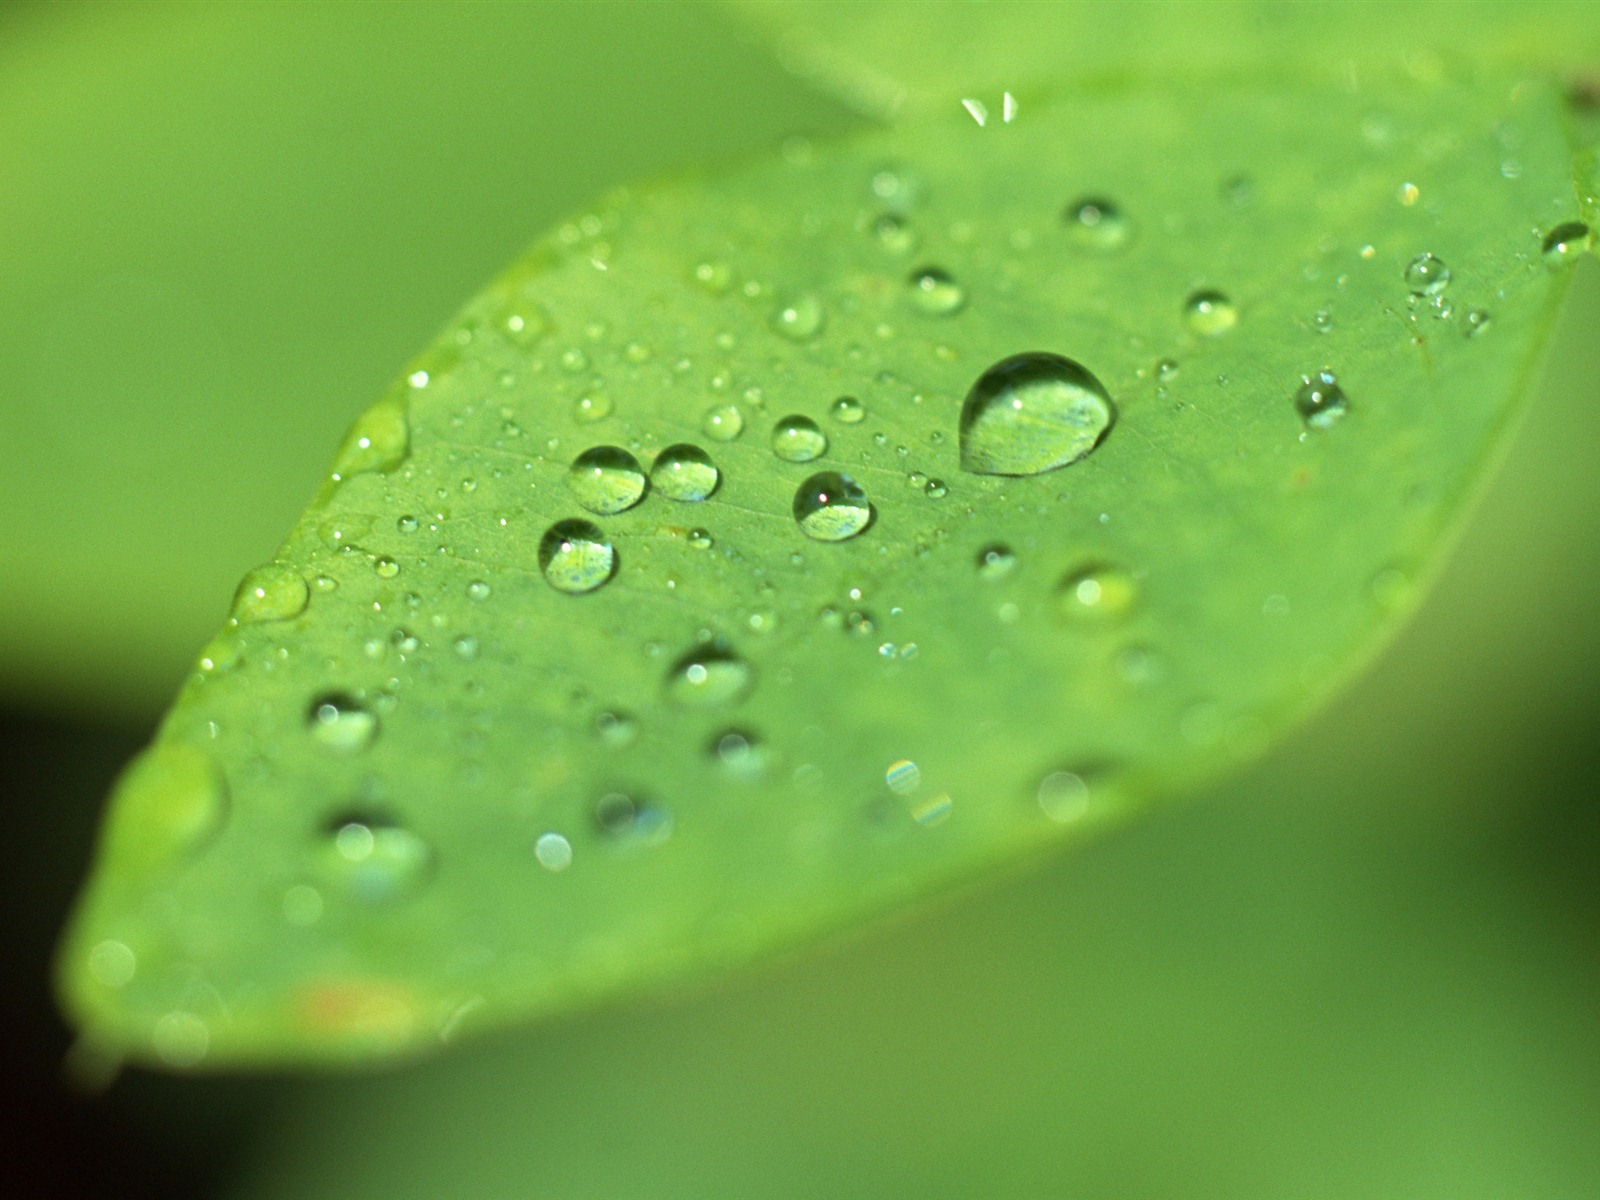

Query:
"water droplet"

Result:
[[1037, 770, 1090, 823], [959, 352, 1115, 477], [322, 813, 434, 902], [772, 415, 828, 462], [534, 832, 573, 872], [1294, 370, 1349, 429], [232, 564, 308, 624], [1064, 196, 1130, 250], [307, 692, 378, 753], [538, 519, 616, 594], [573, 392, 611, 423], [924, 478, 948, 498], [687, 528, 714, 550], [771, 294, 825, 340], [907, 266, 966, 315], [568, 446, 648, 514], [703, 404, 744, 442], [594, 793, 673, 845], [1183, 289, 1238, 336], [332, 394, 409, 478], [1311, 308, 1334, 334], [88, 939, 137, 988], [152, 1011, 210, 1069], [1403, 252, 1451, 296], [650, 444, 720, 502], [1057, 563, 1138, 621], [665, 644, 754, 707], [873, 213, 919, 254], [976, 543, 1017, 579], [396, 514, 419, 534], [885, 759, 921, 794], [595, 710, 637, 746], [373, 556, 400, 579], [712, 729, 768, 777], [831, 395, 866, 424], [466, 579, 491, 601], [1462, 308, 1492, 338], [793, 471, 873, 541], [693, 261, 731, 293], [1541, 220, 1593, 266], [452, 634, 479, 660]]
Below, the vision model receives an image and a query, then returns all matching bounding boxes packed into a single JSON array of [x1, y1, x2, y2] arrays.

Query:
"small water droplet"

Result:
[[1541, 220, 1593, 266], [1183, 289, 1238, 336], [396, 515, 419, 534], [1294, 370, 1349, 429], [321, 813, 433, 903], [593, 793, 673, 845], [959, 352, 1114, 477], [534, 831, 573, 872], [665, 644, 754, 706], [712, 729, 768, 777], [573, 392, 611, 423], [568, 446, 648, 514], [373, 556, 400, 579], [307, 692, 378, 752], [595, 710, 637, 746], [232, 564, 308, 624], [687, 528, 714, 550], [772, 415, 829, 462], [693, 261, 731, 293], [332, 394, 409, 478], [831, 396, 866, 424], [1037, 770, 1090, 823], [650, 444, 720, 502], [538, 519, 616, 594], [1064, 196, 1131, 250], [793, 471, 873, 541], [1311, 308, 1334, 333], [976, 543, 1017, 579], [466, 579, 491, 601], [907, 266, 966, 315], [1462, 308, 1493, 338], [1403, 252, 1451, 296], [885, 759, 921, 794], [771, 294, 825, 340], [1057, 563, 1138, 621], [873, 213, 919, 254], [1397, 181, 1420, 206], [924, 478, 948, 499], [703, 403, 744, 442], [452, 634, 479, 660]]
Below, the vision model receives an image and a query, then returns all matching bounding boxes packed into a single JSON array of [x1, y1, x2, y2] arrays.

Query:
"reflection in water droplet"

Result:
[[1403, 252, 1451, 296], [1541, 221, 1593, 265], [594, 793, 673, 846], [233, 564, 308, 624], [1037, 770, 1090, 823], [976, 544, 1017, 579], [1294, 371, 1349, 429], [152, 1011, 210, 1069], [1057, 563, 1138, 621], [885, 759, 921, 794], [88, 940, 137, 988], [831, 396, 866, 424], [534, 832, 573, 872], [772, 415, 828, 462], [1183, 289, 1238, 336], [321, 814, 434, 903], [1064, 196, 1131, 250], [307, 692, 378, 752], [568, 446, 648, 514], [332, 394, 409, 479], [793, 472, 873, 541], [771, 294, 825, 340], [907, 266, 966, 315], [703, 404, 744, 442], [539, 519, 616, 593], [651, 444, 720, 502], [666, 644, 754, 706], [959, 352, 1114, 477]]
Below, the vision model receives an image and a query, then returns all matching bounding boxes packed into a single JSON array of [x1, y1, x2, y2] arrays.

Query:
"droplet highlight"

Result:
[[793, 472, 873, 542]]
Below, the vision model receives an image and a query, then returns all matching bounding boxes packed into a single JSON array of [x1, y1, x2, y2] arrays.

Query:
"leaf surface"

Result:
[[59, 63, 1592, 1067]]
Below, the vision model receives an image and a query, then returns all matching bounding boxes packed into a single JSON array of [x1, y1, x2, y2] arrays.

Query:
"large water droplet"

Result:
[[1064, 196, 1130, 250], [321, 813, 434, 903], [1403, 252, 1451, 296], [711, 728, 769, 777], [1541, 220, 1593, 266], [1294, 370, 1349, 429], [772, 415, 828, 462], [665, 644, 754, 706], [1183, 289, 1238, 336], [232, 564, 308, 624], [959, 352, 1115, 477], [539, 519, 616, 594], [568, 446, 647, 515], [771, 294, 825, 340], [793, 472, 873, 541], [907, 266, 966, 315], [307, 692, 378, 752], [332, 393, 409, 478], [650, 444, 720, 502]]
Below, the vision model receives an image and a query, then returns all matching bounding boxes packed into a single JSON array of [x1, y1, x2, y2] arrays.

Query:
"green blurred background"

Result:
[[1, 3, 1595, 1197]]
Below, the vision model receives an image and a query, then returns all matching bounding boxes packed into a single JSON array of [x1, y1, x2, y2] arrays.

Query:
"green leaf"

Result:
[[59, 62, 1591, 1068]]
